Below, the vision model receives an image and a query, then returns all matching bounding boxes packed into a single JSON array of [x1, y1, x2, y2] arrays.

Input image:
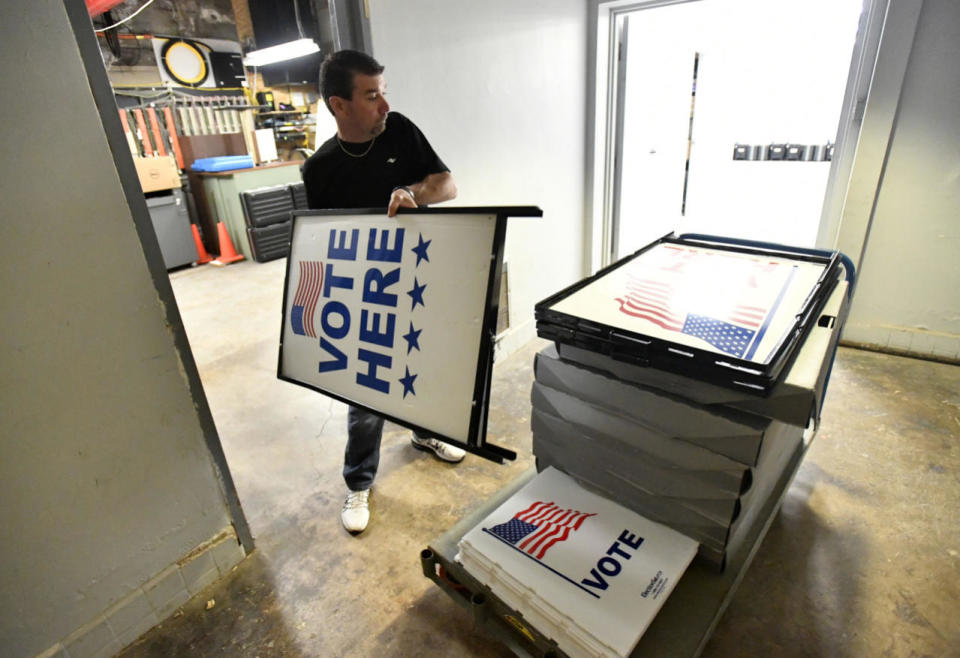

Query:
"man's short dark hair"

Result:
[[320, 49, 384, 115]]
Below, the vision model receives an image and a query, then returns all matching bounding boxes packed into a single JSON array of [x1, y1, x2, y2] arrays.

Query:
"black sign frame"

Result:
[[278, 206, 542, 464], [535, 233, 841, 396]]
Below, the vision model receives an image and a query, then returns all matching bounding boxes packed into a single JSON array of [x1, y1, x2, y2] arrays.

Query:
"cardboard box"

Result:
[[134, 155, 181, 193]]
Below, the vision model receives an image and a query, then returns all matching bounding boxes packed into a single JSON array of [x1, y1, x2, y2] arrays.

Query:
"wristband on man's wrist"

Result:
[[393, 185, 417, 204]]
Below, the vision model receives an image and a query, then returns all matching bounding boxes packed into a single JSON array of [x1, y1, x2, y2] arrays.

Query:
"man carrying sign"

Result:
[[302, 50, 464, 534]]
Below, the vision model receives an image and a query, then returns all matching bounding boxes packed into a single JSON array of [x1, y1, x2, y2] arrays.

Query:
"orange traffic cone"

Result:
[[211, 222, 245, 266], [190, 224, 214, 265]]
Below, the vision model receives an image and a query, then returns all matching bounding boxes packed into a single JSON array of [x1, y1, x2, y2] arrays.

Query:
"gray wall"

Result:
[[367, 0, 589, 347], [839, 0, 960, 360], [0, 1, 244, 655]]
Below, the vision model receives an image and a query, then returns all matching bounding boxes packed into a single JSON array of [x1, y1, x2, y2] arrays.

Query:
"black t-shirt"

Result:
[[301, 111, 449, 210]]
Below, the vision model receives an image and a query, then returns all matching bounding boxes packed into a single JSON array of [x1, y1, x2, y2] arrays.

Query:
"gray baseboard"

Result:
[[35, 528, 246, 658]]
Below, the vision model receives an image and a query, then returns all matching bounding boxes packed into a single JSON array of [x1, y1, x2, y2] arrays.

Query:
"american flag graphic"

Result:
[[488, 501, 596, 560], [614, 246, 785, 359], [291, 261, 323, 337]]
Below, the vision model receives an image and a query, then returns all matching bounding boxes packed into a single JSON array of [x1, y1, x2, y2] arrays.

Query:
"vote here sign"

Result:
[[278, 208, 539, 461]]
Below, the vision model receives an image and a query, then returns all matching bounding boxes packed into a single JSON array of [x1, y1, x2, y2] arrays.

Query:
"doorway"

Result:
[[600, 0, 868, 264]]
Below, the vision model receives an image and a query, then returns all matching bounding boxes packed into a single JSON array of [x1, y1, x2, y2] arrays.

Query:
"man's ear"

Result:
[[328, 96, 348, 117]]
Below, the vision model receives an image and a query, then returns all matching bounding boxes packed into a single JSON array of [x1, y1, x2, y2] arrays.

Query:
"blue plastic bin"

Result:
[[191, 155, 255, 172]]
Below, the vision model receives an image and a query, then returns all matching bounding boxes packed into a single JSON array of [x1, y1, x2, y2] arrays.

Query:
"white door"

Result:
[[611, 0, 865, 260], [614, 12, 697, 259]]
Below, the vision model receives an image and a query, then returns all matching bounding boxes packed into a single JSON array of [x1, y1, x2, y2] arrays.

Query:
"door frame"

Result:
[[609, 13, 631, 260], [65, 0, 254, 553]]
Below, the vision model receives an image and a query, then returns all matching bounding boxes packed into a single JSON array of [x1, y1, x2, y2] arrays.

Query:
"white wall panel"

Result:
[[0, 1, 242, 654], [842, 0, 960, 360], [366, 0, 589, 345]]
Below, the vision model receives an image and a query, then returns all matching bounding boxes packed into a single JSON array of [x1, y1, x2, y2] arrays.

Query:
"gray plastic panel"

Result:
[[532, 413, 742, 525], [531, 409, 746, 500], [290, 181, 308, 209], [247, 220, 291, 262], [535, 344, 768, 465], [531, 382, 747, 473], [241, 184, 296, 228], [533, 421, 802, 552]]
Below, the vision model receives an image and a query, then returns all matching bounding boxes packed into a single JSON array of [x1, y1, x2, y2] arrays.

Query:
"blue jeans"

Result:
[[343, 406, 429, 491]]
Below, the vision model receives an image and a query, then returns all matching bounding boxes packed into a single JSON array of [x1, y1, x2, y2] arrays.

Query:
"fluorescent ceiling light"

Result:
[[242, 38, 319, 67]]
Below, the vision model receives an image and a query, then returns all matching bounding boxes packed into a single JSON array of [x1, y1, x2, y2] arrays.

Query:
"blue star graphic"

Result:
[[411, 233, 431, 266], [402, 322, 422, 354], [407, 277, 427, 310], [399, 366, 417, 398]]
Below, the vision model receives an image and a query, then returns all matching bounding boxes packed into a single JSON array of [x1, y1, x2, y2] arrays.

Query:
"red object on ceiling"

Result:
[[86, 0, 127, 18]]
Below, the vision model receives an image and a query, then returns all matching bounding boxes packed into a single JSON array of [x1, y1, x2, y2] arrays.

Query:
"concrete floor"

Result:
[[119, 258, 959, 657]]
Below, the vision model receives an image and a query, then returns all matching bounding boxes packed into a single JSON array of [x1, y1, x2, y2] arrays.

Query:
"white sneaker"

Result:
[[410, 436, 466, 463], [341, 489, 370, 534]]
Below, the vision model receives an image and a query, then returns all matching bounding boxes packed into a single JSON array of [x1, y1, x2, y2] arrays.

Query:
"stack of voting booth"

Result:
[[458, 467, 698, 658], [531, 235, 850, 569]]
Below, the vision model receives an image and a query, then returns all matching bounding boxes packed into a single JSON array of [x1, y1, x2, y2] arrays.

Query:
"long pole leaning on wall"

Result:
[[63, 0, 255, 554]]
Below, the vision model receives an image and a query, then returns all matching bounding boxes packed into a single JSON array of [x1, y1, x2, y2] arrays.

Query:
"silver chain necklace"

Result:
[[337, 135, 376, 158]]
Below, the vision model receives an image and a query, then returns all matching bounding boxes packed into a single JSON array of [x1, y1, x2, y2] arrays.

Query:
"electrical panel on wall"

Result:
[[248, 0, 335, 88]]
